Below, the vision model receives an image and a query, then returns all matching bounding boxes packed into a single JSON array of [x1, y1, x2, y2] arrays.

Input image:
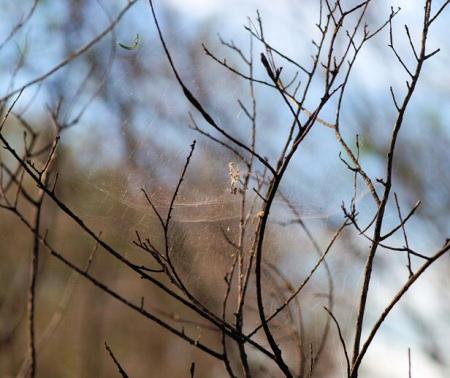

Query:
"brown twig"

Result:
[[105, 342, 130, 378]]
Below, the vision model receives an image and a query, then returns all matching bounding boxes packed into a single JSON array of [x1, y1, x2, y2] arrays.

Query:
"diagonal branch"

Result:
[[350, 239, 450, 377], [148, 0, 276, 176], [0, 1, 138, 103], [105, 342, 130, 378]]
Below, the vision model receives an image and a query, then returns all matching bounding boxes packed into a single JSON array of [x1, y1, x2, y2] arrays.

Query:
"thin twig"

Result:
[[105, 342, 129, 378], [324, 307, 350, 377], [0, 1, 138, 103]]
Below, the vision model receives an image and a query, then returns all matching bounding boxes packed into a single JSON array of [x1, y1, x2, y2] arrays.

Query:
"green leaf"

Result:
[[118, 34, 140, 50]]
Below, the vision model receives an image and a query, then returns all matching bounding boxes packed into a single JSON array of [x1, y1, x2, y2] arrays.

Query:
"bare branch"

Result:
[[0, 1, 138, 103], [105, 342, 130, 378], [324, 307, 350, 377]]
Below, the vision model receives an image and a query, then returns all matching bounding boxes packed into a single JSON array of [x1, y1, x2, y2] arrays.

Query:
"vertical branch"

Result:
[[408, 348, 412, 378], [394, 193, 413, 277], [163, 141, 197, 293], [27, 191, 44, 378], [26, 131, 59, 378], [235, 25, 259, 378], [351, 2, 435, 374]]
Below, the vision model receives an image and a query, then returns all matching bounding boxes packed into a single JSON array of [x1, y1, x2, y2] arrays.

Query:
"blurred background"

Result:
[[0, 0, 449, 377]]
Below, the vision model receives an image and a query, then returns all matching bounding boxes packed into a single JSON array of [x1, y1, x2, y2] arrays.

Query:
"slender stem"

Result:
[[27, 192, 44, 378]]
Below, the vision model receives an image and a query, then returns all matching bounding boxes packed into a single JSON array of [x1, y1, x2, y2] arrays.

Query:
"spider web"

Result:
[[58, 150, 376, 228]]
